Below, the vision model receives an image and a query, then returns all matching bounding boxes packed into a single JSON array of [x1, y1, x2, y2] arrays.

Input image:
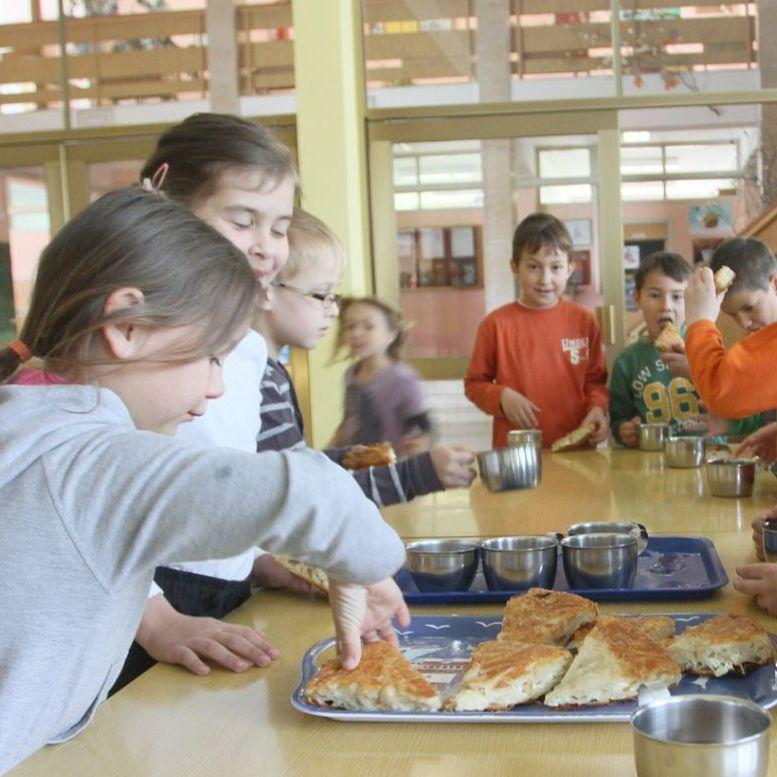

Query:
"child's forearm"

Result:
[[686, 320, 777, 418]]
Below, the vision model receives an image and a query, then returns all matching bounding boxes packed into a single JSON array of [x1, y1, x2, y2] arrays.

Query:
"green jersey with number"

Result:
[[609, 339, 703, 444]]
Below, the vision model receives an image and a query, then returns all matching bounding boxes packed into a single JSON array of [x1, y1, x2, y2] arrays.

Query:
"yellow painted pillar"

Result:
[[291, 0, 371, 447]]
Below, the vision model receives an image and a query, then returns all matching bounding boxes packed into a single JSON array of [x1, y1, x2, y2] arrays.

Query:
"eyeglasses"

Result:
[[271, 280, 341, 309]]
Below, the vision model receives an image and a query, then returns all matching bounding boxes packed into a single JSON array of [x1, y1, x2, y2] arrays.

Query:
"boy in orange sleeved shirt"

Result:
[[685, 237, 777, 418], [464, 213, 609, 450], [684, 237, 777, 616]]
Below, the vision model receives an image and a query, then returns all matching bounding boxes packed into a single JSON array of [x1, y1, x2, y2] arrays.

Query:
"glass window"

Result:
[[394, 192, 420, 211], [665, 144, 738, 174], [0, 167, 50, 340], [538, 148, 591, 179], [621, 146, 663, 176], [539, 184, 593, 205], [393, 156, 418, 187], [419, 153, 482, 185], [419, 189, 484, 209], [621, 181, 664, 201], [666, 179, 737, 200]]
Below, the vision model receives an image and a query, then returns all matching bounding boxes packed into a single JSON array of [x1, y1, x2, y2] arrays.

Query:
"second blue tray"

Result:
[[395, 536, 728, 604]]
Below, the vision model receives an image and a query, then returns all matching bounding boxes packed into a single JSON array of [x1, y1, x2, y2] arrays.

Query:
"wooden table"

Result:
[[12, 450, 777, 777]]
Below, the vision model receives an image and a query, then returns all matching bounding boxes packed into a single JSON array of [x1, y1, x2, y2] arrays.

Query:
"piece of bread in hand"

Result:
[[499, 588, 598, 646], [304, 640, 441, 711], [544, 616, 681, 707], [713, 265, 736, 294], [567, 616, 675, 651], [273, 555, 329, 593], [445, 640, 573, 711], [341, 443, 397, 470], [667, 614, 775, 677], [654, 323, 684, 353], [551, 422, 597, 453]]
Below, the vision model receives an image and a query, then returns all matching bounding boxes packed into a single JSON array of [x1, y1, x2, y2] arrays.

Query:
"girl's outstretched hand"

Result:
[[328, 578, 410, 670], [734, 563, 777, 616], [430, 446, 477, 488], [137, 595, 279, 675], [734, 422, 777, 465]]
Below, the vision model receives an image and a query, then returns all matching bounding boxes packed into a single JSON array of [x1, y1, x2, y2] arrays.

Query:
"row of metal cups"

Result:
[[406, 521, 648, 593], [639, 424, 757, 497]]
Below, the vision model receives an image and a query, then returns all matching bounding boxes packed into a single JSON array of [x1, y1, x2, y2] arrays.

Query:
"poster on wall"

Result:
[[688, 204, 734, 235], [564, 218, 593, 247], [623, 244, 640, 270]]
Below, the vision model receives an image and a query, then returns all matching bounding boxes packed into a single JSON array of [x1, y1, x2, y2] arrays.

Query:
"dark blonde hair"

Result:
[[0, 188, 256, 383], [333, 297, 408, 362], [141, 113, 299, 206], [283, 208, 345, 281]]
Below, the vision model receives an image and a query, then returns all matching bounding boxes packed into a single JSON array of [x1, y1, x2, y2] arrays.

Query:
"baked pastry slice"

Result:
[[498, 588, 598, 646], [273, 555, 329, 593], [342, 443, 397, 470], [446, 640, 573, 711], [713, 265, 736, 294], [544, 616, 681, 707], [654, 323, 684, 353], [667, 614, 775, 677], [305, 640, 441, 712], [567, 615, 675, 651], [551, 423, 596, 453]]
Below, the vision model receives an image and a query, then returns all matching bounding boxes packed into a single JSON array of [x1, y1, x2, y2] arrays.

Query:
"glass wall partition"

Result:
[[361, 0, 758, 109]]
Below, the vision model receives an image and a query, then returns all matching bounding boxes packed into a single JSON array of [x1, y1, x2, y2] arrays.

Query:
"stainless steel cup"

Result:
[[477, 444, 541, 492], [561, 533, 638, 589], [639, 423, 668, 451], [705, 458, 757, 497], [480, 535, 558, 591], [405, 539, 480, 593], [665, 435, 705, 468], [507, 429, 543, 450], [762, 518, 777, 563], [632, 685, 770, 777], [568, 521, 649, 554]]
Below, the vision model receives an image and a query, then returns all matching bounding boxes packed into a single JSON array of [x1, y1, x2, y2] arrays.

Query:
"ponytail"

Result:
[[0, 340, 31, 383]]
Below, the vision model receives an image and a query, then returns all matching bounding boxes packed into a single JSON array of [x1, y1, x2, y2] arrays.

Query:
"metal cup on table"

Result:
[[480, 535, 558, 591], [639, 423, 668, 451], [477, 443, 541, 492], [762, 518, 777, 563], [568, 520, 649, 554], [664, 434, 705, 468], [631, 683, 770, 777], [561, 532, 639, 589]]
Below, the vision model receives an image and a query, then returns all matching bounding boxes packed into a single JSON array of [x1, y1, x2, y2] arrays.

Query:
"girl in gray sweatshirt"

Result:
[[0, 188, 407, 773]]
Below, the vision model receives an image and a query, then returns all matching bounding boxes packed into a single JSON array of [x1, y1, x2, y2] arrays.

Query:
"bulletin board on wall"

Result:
[[398, 225, 483, 290]]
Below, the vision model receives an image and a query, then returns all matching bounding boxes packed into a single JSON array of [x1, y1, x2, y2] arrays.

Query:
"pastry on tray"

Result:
[[654, 322, 684, 354], [273, 555, 329, 593], [713, 265, 736, 294], [544, 617, 681, 707], [341, 443, 397, 470], [667, 614, 775, 677], [445, 640, 573, 711], [550, 423, 596, 453], [304, 640, 441, 712], [498, 588, 598, 647], [567, 616, 675, 651]]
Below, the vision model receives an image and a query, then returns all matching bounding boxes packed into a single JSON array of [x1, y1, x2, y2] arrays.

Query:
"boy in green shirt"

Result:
[[610, 251, 703, 446]]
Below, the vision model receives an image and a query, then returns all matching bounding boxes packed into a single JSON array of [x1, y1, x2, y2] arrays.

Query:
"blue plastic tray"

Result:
[[395, 536, 728, 604], [292, 613, 777, 723]]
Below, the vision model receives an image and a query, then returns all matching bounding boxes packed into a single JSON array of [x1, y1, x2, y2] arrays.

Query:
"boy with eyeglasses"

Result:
[[254, 209, 476, 504]]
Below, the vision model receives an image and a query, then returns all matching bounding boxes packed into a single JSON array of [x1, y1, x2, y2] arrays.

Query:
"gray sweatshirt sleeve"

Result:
[[44, 428, 405, 591]]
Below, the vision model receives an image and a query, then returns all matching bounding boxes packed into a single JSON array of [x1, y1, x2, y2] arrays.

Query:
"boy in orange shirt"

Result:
[[464, 213, 609, 450]]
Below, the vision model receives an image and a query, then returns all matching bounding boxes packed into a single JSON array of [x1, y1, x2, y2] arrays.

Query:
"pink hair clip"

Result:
[[142, 162, 170, 193]]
